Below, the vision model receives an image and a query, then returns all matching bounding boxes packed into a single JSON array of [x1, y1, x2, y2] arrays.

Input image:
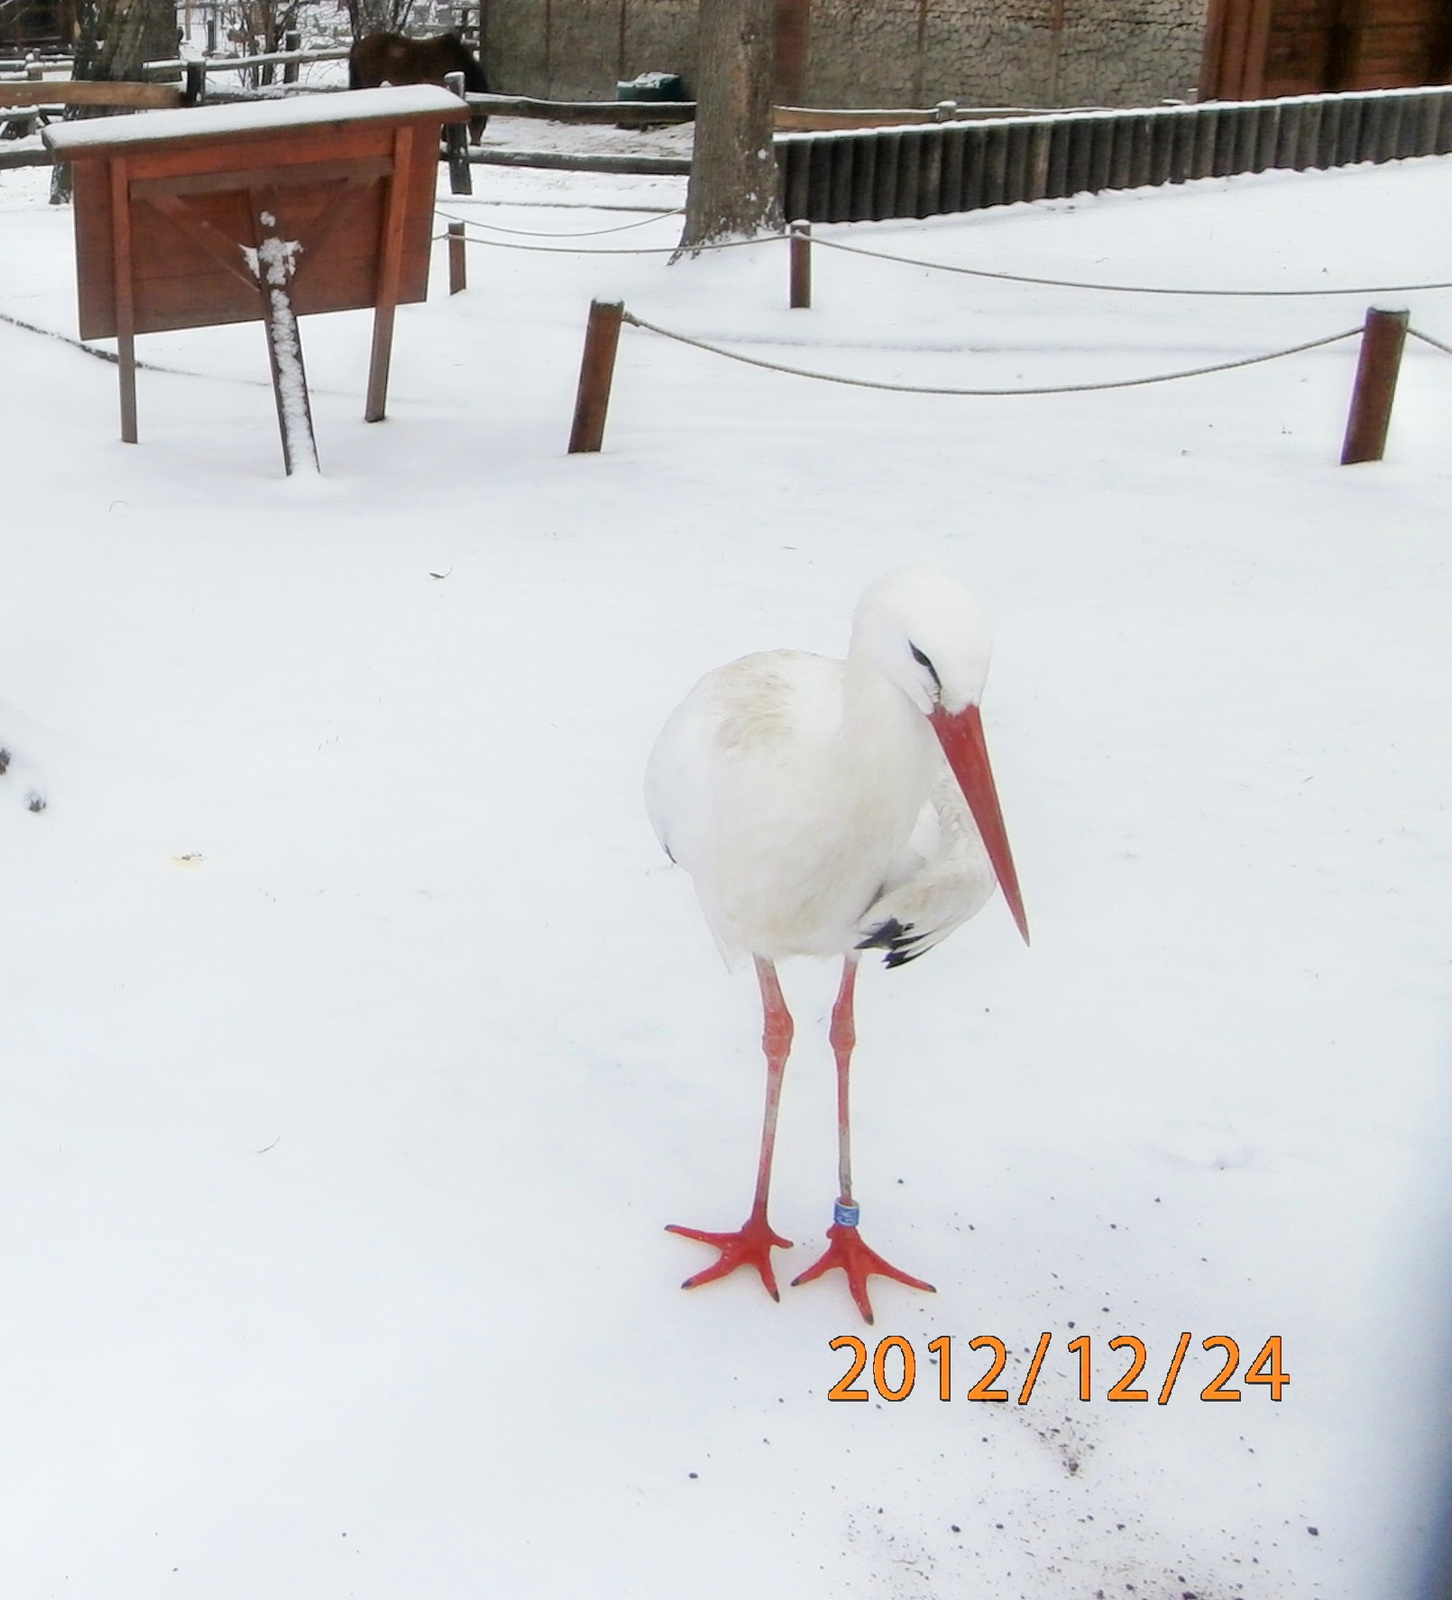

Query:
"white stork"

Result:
[[645, 567, 1029, 1322]]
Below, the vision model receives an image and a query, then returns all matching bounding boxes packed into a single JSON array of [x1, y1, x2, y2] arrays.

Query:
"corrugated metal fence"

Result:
[[777, 85, 1452, 224]]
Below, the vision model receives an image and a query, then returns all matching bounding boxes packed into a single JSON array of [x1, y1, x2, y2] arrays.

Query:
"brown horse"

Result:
[[349, 31, 489, 142]]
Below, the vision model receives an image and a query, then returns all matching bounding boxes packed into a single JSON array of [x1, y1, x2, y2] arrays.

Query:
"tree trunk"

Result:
[[50, 0, 179, 201], [677, 0, 782, 252], [774, 0, 810, 104], [71, 0, 179, 83]]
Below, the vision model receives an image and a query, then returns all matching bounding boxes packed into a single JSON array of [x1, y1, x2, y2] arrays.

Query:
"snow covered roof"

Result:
[[44, 84, 465, 156]]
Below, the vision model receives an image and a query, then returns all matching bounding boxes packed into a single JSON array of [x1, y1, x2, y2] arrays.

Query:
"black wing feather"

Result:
[[855, 916, 933, 969]]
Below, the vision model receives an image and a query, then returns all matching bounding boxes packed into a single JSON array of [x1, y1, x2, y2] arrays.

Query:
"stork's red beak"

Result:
[[930, 704, 1029, 945]]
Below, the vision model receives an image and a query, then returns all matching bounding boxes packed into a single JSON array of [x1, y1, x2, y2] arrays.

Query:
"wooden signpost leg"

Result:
[[108, 157, 138, 443], [251, 190, 320, 475], [365, 126, 413, 423]]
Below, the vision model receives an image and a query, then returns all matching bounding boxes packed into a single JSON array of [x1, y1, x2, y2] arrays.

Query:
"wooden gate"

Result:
[[1202, 0, 1452, 100]]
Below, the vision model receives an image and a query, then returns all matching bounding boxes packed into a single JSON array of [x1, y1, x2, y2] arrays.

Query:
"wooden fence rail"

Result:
[[13, 80, 1452, 211], [457, 94, 1100, 131], [142, 46, 351, 77], [778, 84, 1452, 224]]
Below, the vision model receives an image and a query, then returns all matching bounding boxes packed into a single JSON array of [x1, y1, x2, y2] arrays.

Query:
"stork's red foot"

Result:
[[792, 1215, 935, 1324], [667, 1212, 792, 1299]]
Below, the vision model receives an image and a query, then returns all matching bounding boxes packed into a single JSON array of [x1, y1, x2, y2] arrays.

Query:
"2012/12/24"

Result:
[[828, 1333, 1289, 1404]]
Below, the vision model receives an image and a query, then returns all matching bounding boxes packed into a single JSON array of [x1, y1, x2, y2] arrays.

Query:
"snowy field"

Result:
[[2, 128, 1451, 1600]]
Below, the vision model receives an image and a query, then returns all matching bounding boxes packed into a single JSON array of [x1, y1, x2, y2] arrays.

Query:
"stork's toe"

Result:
[[667, 1213, 792, 1299]]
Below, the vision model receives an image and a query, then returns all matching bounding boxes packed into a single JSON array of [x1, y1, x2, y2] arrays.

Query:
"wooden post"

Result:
[[364, 125, 413, 423], [568, 299, 624, 453], [205, 14, 217, 53], [1341, 306, 1409, 465], [183, 60, 206, 106], [448, 220, 466, 294], [283, 31, 300, 84], [443, 70, 473, 195], [789, 218, 811, 309], [108, 157, 138, 443]]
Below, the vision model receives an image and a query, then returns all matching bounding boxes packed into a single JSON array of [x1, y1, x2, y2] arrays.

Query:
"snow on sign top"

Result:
[[44, 84, 465, 155]]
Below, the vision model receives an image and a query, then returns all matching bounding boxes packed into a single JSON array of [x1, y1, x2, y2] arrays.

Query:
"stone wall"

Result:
[[482, 0, 1208, 108]]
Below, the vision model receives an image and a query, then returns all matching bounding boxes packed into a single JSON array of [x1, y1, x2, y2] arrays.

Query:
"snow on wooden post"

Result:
[[43, 87, 468, 474], [789, 219, 811, 309], [448, 220, 467, 294], [443, 70, 473, 195], [1341, 306, 1409, 465], [251, 210, 319, 474], [568, 299, 624, 454]]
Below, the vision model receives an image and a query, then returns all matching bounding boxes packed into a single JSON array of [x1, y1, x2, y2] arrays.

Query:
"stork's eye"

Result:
[[909, 643, 941, 690]]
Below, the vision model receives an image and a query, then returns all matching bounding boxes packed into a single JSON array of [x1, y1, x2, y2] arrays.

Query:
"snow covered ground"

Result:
[[2, 130, 1451, 1600]]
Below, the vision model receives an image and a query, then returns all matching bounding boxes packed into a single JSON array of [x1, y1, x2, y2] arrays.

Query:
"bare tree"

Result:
[[678, 0, 782, 252], [218, 0, 303, 86], [343, 0, 415, 41], [70, 0, 178, 80], [50, 0, 178, 200]]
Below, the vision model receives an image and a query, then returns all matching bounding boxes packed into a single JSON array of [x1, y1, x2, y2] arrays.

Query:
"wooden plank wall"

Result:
[[1202, 0, 1452, 99], [776, 83, 1452, 223]]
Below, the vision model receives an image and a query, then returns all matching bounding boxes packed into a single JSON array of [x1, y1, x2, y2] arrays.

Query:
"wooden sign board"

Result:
[[45, 85, 469, 473]]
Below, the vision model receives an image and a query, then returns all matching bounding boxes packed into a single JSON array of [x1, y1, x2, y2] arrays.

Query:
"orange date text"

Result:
[[827, 1333, 1288, 1404]]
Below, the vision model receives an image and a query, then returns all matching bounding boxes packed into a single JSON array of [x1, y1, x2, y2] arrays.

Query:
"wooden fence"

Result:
[[778, 84, 1452, 224]]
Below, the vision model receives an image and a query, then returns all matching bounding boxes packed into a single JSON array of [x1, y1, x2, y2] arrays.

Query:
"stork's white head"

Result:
[[851, 566, 1028, 945], [850, 566, 993, 716]]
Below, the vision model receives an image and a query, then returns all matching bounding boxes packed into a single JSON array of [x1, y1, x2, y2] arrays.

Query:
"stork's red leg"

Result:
[[791, 954, 935, 1323], [667, 956, 793, 1299]]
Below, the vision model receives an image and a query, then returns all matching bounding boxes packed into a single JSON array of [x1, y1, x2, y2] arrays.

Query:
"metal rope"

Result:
[[435, 204, 684, 238], [804, 233, 1452, 299], [0, 307, 123, 364], [0, 308, 274, 387], [445, 221, 778, 257], [1408, 327, 1452, 357], [619, 309, 1361, 395], [430, 213, 1450, 297]]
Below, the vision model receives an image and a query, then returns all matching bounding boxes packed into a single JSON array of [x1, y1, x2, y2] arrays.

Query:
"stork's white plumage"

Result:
[[646, 567, 1029, 1322]]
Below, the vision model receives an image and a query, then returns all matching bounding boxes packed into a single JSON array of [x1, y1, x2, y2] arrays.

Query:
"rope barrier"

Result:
[[443, 218, 777, 257], [430, 209, 1450, 300], [435, 204, 683, 239], [618, 309, 1362, 396], [0, 307, 120, 364], [802, 232, 1452, 299], [1408, 327, 1452, 357], [456, 231, 676, 256], [0, 307, 274, 387]]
